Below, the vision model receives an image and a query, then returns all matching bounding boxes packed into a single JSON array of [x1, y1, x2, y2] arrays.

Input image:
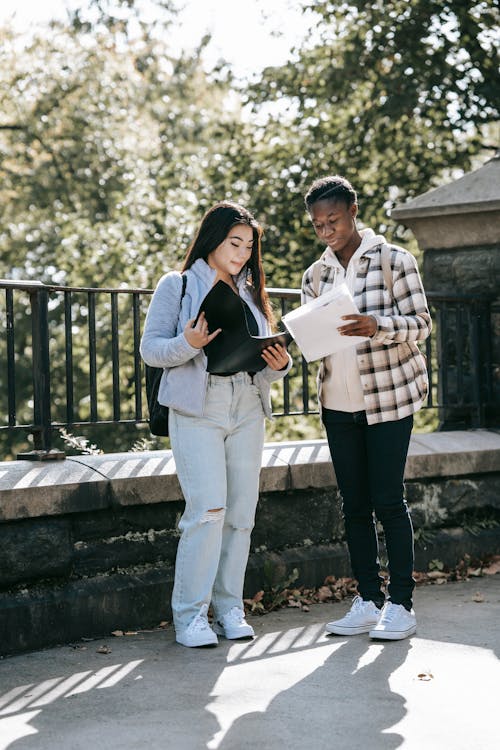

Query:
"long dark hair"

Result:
[[182, 201, 274, 324]]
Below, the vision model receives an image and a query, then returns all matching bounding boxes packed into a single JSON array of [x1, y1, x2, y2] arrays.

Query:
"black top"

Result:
[[205, 298, 259, 375]]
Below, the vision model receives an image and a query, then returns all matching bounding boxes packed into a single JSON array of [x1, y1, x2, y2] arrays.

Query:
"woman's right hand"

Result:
[[184, 311, 221, 349]]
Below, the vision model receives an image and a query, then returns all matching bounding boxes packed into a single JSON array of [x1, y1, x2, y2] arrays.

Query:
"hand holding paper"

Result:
[[282, 283, 368, 362]]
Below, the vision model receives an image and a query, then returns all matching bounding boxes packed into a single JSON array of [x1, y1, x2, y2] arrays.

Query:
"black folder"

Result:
[[196, 280, 292, 373]]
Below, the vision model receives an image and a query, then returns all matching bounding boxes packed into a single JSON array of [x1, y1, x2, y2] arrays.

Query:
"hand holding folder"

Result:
[[196, 280, 292, 373]]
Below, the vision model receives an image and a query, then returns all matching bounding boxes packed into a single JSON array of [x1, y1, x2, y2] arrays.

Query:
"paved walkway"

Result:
[[1, 576, 499, 750]]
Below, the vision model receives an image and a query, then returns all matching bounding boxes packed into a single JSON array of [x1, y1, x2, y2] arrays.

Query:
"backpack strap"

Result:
[[180, 272, 187, 300], [311, 260, 322, 296], [380, 244, 393, 299]]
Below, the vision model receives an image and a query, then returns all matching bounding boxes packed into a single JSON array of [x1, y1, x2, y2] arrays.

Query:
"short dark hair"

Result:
[[304, 175, 357, 211]]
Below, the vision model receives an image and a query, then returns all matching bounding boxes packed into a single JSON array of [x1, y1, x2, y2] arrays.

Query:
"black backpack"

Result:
[[145, 273, 187, 436]]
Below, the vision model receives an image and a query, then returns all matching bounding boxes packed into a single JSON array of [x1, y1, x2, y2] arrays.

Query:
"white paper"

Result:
[[283, 282, 368, 362]]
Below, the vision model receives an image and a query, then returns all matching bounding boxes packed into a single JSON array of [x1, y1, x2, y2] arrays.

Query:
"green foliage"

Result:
[[458, 508, 500, 536], [243, 0, 499, 286], [428, 558, 444, 571], [0, 4, 243, 289], [0, 0, 497, 456]]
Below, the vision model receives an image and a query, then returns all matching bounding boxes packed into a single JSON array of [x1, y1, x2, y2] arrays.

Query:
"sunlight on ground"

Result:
[[204, 628, 499, 750], [0, 659, 144, 750], [384, 639, 499, 748], [206, 638, 346, 750], [0, 710, 41, 750], [1, 629, 498, 750], [351, 643, 384, 674]]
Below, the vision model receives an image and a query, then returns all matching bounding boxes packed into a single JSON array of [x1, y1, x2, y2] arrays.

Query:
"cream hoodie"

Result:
[[321, 228, 385, 412]]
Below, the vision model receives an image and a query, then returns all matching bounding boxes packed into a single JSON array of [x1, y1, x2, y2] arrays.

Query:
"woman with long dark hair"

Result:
[[141, 201, 291, 647]]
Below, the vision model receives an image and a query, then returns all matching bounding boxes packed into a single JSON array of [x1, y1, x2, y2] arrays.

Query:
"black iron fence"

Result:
[[1, 279, 497, 459]]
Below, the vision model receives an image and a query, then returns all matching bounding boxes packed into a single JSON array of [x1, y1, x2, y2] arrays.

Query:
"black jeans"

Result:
[[322, 408, 415, 609]]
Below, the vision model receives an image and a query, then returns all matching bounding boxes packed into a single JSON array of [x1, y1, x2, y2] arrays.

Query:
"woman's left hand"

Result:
[[261, 343, 289, 371], [338, 314, 377, 337]]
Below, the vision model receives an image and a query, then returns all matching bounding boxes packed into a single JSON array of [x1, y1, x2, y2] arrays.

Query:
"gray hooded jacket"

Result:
[[140, 258, 291, 418]]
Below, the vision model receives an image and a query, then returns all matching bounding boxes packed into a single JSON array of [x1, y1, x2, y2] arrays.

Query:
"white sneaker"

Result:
[[176, 604, 218, 648], [325, 595, 381, 635], [369, 602, 416, 640], [213, 606, 255, 640]]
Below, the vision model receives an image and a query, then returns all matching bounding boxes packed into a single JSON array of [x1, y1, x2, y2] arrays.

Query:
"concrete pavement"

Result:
[[1, 575, 499, 750]]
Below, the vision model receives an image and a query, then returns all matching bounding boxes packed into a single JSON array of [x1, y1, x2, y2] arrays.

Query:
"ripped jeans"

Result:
[[169, 372, 265, 632]]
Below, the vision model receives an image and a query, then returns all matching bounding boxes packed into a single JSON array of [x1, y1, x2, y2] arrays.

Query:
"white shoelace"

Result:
[[379, 603, 399, 623], [227, 607, 245, 624], [190, 606, 211, 632], [344, 596, 364, 618]]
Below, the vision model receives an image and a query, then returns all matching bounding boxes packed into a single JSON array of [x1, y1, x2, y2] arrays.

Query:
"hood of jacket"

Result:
[[320, 228, 386, 267]]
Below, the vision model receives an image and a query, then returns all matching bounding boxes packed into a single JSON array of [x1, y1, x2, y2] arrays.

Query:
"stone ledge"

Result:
[[1, 430, 499, 522], [2, 527, 499, 656]]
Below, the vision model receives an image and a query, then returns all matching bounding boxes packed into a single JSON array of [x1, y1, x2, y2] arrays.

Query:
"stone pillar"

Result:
[[392, 155, 500, 429]]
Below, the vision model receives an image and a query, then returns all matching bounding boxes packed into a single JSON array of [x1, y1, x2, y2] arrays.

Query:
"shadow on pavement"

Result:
[[0, 576, 498, 750]]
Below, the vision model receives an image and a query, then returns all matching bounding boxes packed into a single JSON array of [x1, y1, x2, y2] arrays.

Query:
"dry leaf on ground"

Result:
[[317, 586, 333, 602], [96, 645, 112, 654], [483, 556, 500, 575]]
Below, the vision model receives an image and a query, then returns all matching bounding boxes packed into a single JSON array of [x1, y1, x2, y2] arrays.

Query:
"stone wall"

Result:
[[1, 431, 500, 655], [423, 244, 500, 297], [423, 244, 500, 427]]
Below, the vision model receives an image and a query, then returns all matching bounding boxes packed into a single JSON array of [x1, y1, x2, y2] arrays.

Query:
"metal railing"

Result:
[[1, 279, 497, 458]]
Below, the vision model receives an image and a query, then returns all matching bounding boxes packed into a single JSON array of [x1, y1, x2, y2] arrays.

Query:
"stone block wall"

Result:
[[423, 244, 500, 297], [423, 244, 500, 427], [1, 431, 500, 655]]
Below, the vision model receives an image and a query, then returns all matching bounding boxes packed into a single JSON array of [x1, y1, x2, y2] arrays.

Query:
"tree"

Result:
[[242, 0, 499, 286], [0, 1, 248, 456], [0, 2, 243, 289]]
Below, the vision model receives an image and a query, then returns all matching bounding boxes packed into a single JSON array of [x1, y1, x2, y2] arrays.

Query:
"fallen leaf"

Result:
[[418, 672, 434, 681], [483, 558, 500, 575], [468, 568, 483, 577], [317, 586, 333, 602], [472, 592, 485, 603], [96, 645, 112, 654]]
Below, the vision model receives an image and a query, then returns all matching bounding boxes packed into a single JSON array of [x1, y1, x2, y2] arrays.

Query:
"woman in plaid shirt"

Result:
[[301, 175, 432, 640]]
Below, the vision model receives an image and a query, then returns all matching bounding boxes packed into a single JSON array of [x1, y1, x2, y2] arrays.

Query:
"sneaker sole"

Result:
[[325, 623, 377, 636], [212, 624, 255, 640], [212, 622, 255, 641], [369, 625, 416, 640], [176, 639, 218, 648]]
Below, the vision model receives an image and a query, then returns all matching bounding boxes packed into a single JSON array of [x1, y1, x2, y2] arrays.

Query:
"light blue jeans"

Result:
[[169, 372, 265, 633]]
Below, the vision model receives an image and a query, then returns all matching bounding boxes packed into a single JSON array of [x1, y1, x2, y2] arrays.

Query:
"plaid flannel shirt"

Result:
[[301, 242, 432, 424]]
